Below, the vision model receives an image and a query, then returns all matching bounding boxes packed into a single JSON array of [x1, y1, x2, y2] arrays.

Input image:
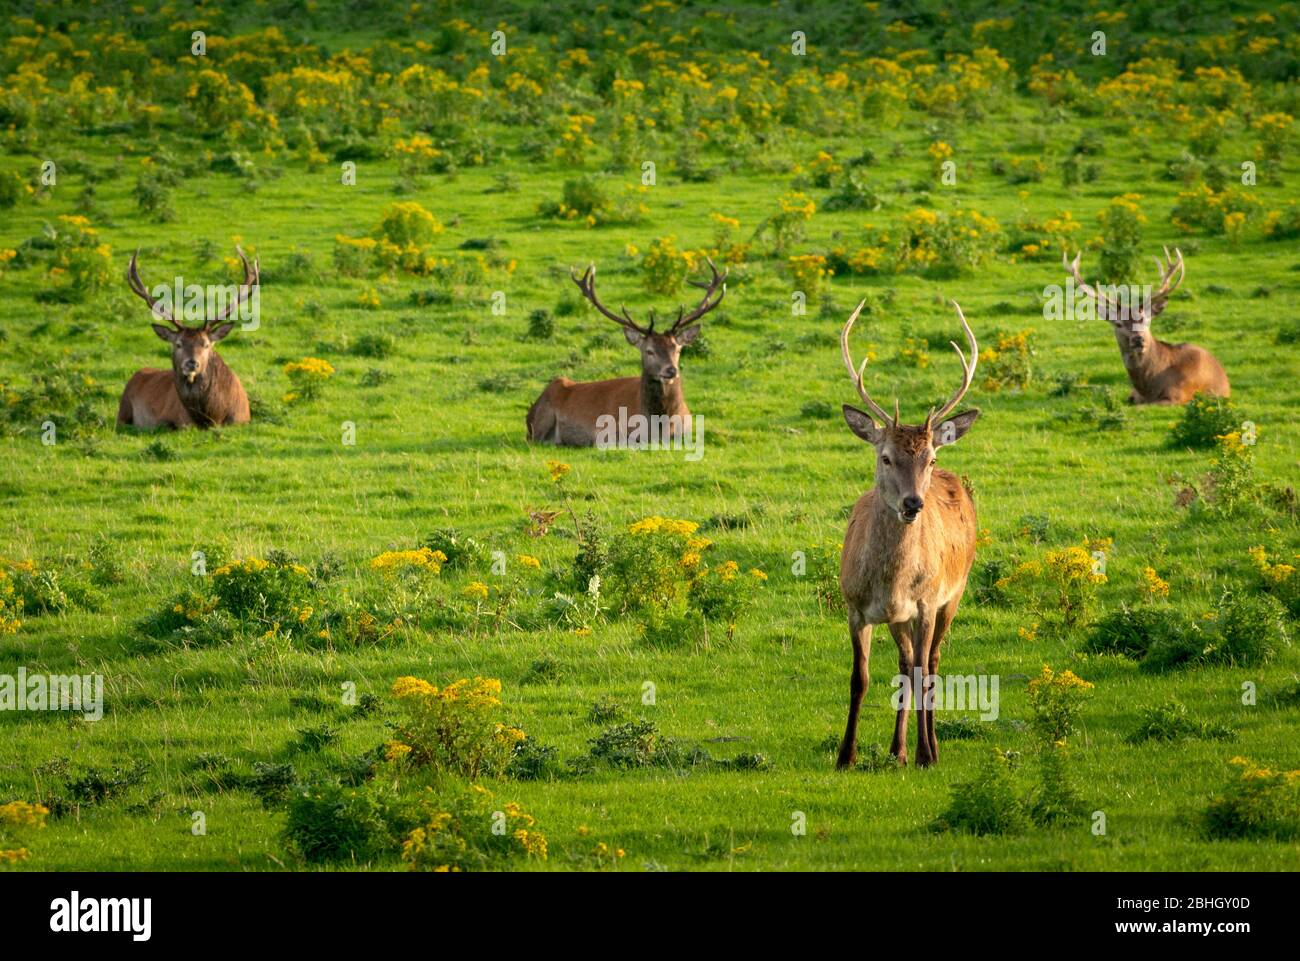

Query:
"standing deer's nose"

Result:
[[901, 495, 924, 518], [662, 366, 678, 380]]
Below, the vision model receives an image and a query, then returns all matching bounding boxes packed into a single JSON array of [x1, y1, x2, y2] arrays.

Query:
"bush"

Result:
[[211, 555, 313, 627], [1085, 604, 1193, 660], [283, 780, 411, 864], [934, 751, 1029, 835], [1201, 757, 1300, 841], [401, 786, 547, 870], [1213, 590, 1289, 667], [1169, 393, 1239, 449], [388, 676, 524, 778], [1027, 742, 1087, 825], [1126, 700, 1235, 744], [1026, 664, 1093, 744], [419, 528, 485, 570]]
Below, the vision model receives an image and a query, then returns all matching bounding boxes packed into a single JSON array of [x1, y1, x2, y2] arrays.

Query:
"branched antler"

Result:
[[126, 250, 178, 327], [927, 301, 978, 427], [211, 245, 260, 326], [840, 300, 895, 426]]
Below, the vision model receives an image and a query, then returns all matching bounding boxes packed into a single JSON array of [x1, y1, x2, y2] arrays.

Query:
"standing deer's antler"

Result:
[[210, 245, 260, 328], [666, 256, 727, 335], [840, 300, 896, 426], [126, 250, 179, 328], [926, 301, 979, 429], [570, 263, 651, 335]]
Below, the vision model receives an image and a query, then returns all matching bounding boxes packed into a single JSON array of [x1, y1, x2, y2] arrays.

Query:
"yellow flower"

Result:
[[516, 554, 541, 570], [463, 581, 489, 600], [547, 460, 571, 482]]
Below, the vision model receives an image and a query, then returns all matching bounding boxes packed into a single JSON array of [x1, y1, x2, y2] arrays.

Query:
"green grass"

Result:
[[1, 1, 1297, 871]]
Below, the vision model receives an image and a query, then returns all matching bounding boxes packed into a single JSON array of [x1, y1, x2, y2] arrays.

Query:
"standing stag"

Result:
[[117, 248, 254, 429], [835, 300, 981, 769], [526, 259, 726, 446], [1065, 248, 1229, 405]]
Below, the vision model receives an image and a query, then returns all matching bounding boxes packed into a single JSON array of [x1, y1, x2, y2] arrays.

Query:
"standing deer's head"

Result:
[[840, 301, 980, 524], [127, 247, 258, 387], [571, 258, 726, 385], [1065, 247, 1185, 366]]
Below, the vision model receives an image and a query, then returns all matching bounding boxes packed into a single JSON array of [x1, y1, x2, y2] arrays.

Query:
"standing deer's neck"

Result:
[[640, 372, 686, 417], [867, 490, 920, 555], [176, 352, 231, 427]]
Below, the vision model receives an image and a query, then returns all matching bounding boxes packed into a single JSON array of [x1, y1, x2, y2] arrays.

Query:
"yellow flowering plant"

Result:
[[388, 675, 524, 778]]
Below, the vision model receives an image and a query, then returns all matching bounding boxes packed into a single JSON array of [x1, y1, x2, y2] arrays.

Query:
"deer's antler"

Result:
[[570, 264, 650, 335], [927, 300, 979, 428], [667, 256, 727, 335], [1064, 249, 1122, 323], [211, 245, 259, 326], [126, 250, 178, 328], [840, 300, 895, 426], [1142, 246, 1184, 322]]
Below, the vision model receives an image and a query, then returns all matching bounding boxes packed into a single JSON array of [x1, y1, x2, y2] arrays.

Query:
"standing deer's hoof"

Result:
[[835, 744, 857, 770]]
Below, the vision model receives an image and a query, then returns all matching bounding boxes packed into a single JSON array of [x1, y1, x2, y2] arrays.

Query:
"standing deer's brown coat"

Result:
[[526, 260, 725, 446], [1065, 248, 1229, 405], [836, 301, 981, 769], [117, 248, 254, 430]]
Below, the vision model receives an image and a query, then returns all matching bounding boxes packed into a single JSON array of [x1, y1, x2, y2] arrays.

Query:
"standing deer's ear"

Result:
[[842, 405, 883, 444], [622, 327, 645, 347], [933, 409, 980, 448], [208, 322, 235, 343], [674, 324, 701, 346], [152, 324, 178, 344]]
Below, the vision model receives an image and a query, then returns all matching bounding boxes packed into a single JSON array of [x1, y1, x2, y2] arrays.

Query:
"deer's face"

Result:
[[154, 323, 233, 385], [842, 408, 980, 524], [626, 326, 700, 384], [1114, 322, 1151, 361]]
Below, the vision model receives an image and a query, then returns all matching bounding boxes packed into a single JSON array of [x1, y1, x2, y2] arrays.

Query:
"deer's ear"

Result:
[[842, 405, 883, 444], [151, 324, 178, 344], [934, 409, 980, 448], [622, 327, 645, 347], [674, 324, 701, 346], [208, 322, 235, 342]]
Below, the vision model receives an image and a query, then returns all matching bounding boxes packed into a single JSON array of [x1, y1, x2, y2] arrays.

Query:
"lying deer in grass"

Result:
[[526, 259, 725, 446], [836, 300, 980, 769], [1065, 247, 1229, 405], [117, 248, 254, 429]]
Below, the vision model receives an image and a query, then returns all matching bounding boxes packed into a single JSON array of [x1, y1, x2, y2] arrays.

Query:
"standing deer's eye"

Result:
[[929, 458, 937, 468], [881, 455, 891, 466]]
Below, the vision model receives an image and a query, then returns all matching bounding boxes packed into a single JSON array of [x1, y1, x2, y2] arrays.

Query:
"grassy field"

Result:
[[0, 1, 1297, 871]]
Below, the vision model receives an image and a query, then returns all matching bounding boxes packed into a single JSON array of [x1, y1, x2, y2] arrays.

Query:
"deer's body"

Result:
[[841, 469, 976, 626], [526, 374, 691, 445], [527, 260, 722, 447], [117, 248, 256, 431], [1114, 329, 1229, 406], [1067, 248, 1230, 406], [117, 355, 250, 429], [835, 301, 981, 769]]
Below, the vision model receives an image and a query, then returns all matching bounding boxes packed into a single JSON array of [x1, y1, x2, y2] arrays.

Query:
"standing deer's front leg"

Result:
[[912, 605, 938, 768], [888, 621, 914, 765], [926, 602, 958, 764], [836, 611, 872, 769]]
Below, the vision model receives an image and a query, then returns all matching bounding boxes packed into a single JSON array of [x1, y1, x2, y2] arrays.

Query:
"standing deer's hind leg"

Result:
[[836, 612, 872, 770], [887, 621, 914, 765]]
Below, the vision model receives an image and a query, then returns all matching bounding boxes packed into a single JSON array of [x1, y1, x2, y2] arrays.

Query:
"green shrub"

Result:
[[210, 555, 313, 627], [1213, 590, 1288, 666], [934, 751, 1029, 835], [1126, 700, 1235, 743], [1169, 393, 1239, 449], [283, 780, 415, 864], [388, 675, 523, 778], [1201, 757, 1300, 841], [1027, 743, 1087, 825], [419, 528, 484, 570]]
